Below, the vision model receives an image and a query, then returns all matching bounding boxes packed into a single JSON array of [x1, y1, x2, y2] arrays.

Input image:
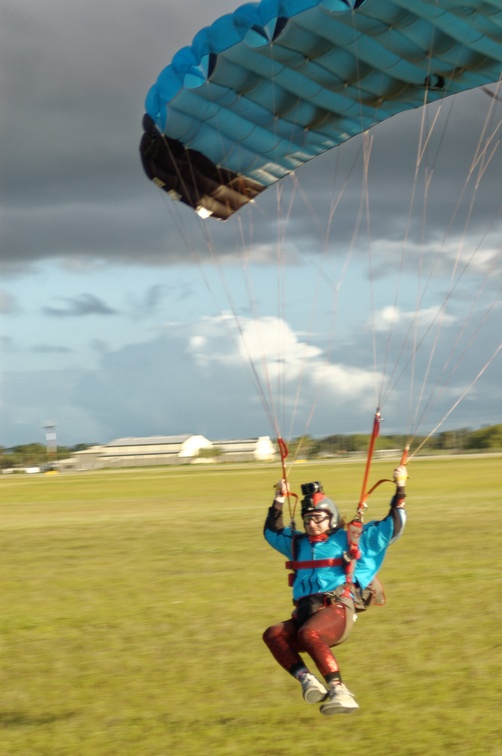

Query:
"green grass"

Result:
[[1, 458, 501, 755]]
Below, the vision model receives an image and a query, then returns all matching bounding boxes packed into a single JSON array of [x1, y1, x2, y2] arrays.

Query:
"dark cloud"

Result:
[[42, 294, 117, 317], [1, 2, 500, 270], [126, 281, 195, 319], [31, 345, 73, 354]]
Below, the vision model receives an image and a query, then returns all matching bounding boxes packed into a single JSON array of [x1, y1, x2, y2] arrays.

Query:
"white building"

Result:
[[71, 434, 276, 469], [211, 436, 276, 462]]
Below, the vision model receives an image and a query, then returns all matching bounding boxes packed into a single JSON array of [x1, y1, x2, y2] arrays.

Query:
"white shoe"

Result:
[[300, 673, 328, 704], [320, 683, 359, 715]]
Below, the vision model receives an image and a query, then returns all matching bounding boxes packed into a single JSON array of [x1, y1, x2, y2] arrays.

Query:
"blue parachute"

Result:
[[141, 0, 502, 220]]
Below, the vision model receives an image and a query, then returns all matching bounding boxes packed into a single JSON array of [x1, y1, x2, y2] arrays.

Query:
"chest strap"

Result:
[[285, 558, 344, 570]]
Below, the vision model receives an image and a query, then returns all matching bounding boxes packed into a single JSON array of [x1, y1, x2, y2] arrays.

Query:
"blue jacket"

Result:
[[264, 502, 406, 603]]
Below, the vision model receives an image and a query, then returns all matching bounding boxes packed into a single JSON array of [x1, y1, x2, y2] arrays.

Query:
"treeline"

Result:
[[0, 443, 92, 470], [288, 424, 502, 458], [1, 424, 501, 469]]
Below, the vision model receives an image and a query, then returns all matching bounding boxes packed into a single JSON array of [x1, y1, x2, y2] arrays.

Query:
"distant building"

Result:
[[211, 436, 276, 462], [71, 434, 276, 469], [71, 445, 105, 470], [92, 435, 212, 468]]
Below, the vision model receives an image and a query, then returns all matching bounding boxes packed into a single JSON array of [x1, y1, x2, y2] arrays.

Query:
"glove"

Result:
[[274, 479, 289, 502], [393, 465, 408, 489]]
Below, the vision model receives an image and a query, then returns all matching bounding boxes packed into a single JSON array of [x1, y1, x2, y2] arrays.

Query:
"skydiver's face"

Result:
[[303, 512, 331, 535]]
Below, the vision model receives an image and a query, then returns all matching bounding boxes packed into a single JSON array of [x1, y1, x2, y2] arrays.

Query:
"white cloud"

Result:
[[0, 290, 18, 314], [372, 304, 456, 332]]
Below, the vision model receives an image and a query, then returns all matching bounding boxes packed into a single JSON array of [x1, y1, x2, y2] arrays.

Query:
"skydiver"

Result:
[[262, 467, 407, 715]]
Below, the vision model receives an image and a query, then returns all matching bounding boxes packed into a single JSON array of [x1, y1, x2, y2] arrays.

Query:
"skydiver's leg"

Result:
[[295, 602, 347, 682], [296, 604, 360, 714], [262, 619, 328, 704], [262, 618, 305, 675]]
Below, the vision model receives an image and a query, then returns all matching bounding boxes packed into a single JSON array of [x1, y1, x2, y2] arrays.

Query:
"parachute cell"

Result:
[[140, 0, 502, 219]]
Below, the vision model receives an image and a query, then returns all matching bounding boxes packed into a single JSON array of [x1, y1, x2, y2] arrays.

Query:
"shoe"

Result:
[[320, 683, 359, 715], [300, 673, 328, 704]]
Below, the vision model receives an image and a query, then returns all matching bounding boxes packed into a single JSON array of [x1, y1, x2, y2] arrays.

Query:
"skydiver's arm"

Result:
[[388, 492, 406, 541], [264, 480, 288, 532], [264, 497, 285, 533], [263, 482, 297, 557], [361, 477, 407, 550], [389, 464, 407, 539]]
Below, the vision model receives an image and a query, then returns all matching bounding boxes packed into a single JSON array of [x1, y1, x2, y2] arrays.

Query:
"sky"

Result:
[[1, 0, 501, 449]]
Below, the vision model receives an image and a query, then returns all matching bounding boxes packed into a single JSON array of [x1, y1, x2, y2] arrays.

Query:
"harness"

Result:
[[285, 532, 385, 612], [285, 556, 344, 577]]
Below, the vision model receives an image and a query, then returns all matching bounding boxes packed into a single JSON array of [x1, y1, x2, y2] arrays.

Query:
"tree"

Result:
[[198, 446, 223, 459], [466, 424, 502, 450]]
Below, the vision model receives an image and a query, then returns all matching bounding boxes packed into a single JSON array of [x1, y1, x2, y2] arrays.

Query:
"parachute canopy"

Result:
[[141, 0, 502, 220]]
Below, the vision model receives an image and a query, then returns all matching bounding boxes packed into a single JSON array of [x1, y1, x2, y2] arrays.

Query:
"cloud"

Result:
[[1, 309, 500, 446], [1, 336, 16, 351], [1, 0, 500, 271], [42, 294, 117, 317], [31, 345, 73, 354], [372, 304, 457, 333], [0, 1, 499, 446], [0, 290, 18, 314]]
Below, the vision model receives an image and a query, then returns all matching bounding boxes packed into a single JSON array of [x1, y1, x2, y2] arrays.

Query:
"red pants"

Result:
[[263, 603, 348, 679]]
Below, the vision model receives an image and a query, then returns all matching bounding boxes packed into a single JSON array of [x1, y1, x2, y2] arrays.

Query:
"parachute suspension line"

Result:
[[376, 36, 478, 434], [376, 91, 501, 442], [234, 209, 284, 442], [409, 342, 502, 460], [276, 145, 368, 459], [339, 16, 381, 580], [345, 8, 383, 409], [360, 131, 381, 408], [269, 80, 300, 474], [406, 262, 502, 446], [482, 79, 502, 104], [281, 143, 369, 454], [274, 181, 293, 441], [197, 219, 279, 435], [158, 185, 242, 340], [444, 106, 501, 289], [406, 175, 500, 436], [278, 180, 308, 452], [380, 233, 501, 444], [154, 107, 288, 448], [406, 91, 502, 436], [278, 140, 372, 454], [162, 196, 286, 444], [377, 77, 463, 435], [379, 84, 443, 430], [409, 300, 502, 447], [281, 176, 333, 452]]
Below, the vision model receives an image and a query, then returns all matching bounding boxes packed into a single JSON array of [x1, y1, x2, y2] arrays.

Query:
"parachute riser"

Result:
[[342, 414, 409, 598], [356, 408, 381, 519], [362, 444, 410, 501], [277, 437, 299, 530]]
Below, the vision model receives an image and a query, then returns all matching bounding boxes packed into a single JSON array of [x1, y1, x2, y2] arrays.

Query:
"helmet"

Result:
[[300, 483, 340, 529]]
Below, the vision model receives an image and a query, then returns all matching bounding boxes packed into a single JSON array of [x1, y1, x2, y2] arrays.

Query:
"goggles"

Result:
[[303, 513, 330, 525]]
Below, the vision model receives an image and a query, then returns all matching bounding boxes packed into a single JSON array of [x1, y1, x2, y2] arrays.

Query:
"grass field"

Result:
[[1, 456, 501, 755]]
